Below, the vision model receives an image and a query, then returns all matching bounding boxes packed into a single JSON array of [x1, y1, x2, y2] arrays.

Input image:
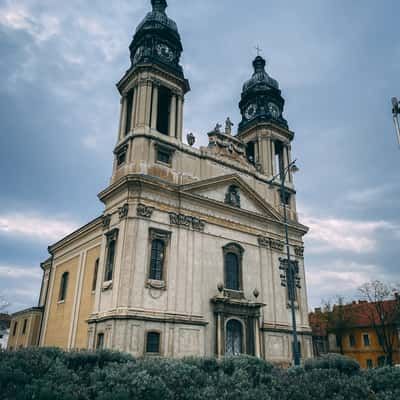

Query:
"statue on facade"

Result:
[[225, 117, 234, 135], [187, 132, 196, 147], [214, 123, 222, 133]]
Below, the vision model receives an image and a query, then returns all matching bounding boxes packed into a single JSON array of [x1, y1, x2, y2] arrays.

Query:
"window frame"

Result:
[[223, 243, 244, 292], [22, 319, 28, 335], [363, 333, 370, 347], [104, 229, 119, 284], [147, 228, 171, 288], [92, 258, 100, 293], [145, 331, 161, 355], [154, 142, 175, 167], [96, 333, 104, 350], [12, 321, 18, 337], [58, 271, 69, 302], [349, 333, 356, 347]]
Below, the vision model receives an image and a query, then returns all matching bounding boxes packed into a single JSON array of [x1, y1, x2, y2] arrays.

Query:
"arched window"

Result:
[[146, 331, 160, 354], [59, 272, 69, 301], [225, 319, 243, 356], [92, 258, 99, 292], [225, 253, 240, 290], [149, 239, 165, 281]]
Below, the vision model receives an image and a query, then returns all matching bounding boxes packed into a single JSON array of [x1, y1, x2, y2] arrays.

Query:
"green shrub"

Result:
[[2, 349, 400, 400], [304, 353, 360, 375]]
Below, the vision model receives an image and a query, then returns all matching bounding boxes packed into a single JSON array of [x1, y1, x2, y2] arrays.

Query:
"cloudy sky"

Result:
[[0, 0, 399, 312]]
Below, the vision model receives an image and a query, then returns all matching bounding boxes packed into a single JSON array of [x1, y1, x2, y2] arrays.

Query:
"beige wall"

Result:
[[43, 256, 80, 348], [74, 245, 101, 349]]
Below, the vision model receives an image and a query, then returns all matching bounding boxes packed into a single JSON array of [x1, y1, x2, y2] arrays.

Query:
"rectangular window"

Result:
[[58, 272, 69, 302], [117, 149, 127, 166], [363, 334, 370, 347], [157, 149, 171, 165], [279, 189, 291, 206], [92, 258, 99, 292], [349, 334, 356, 347], [246, 141, 256, 164], [149, 239, 165, 281], [104, 240, 116, 282], [157, 87, 172, 135], [335, 335, 342, 348], [96, 333, 104, 350], [146, 332, 160, 354], [274, 141, 285, 178], [367, 359, 373, 369], [12, 321, 18, 336], [378, 356, 386, 367], [22, 319, 28, 335], [378, 334, 384, 347], [125, 89, 134, 136]]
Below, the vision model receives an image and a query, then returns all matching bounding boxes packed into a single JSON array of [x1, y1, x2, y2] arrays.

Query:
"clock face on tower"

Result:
[[268, 102, 280, 119], [156, 43, 175, 62], [244, 104, 257, 120]]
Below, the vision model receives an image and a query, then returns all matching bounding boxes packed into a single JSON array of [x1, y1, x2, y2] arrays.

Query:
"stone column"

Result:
[[260, 137, 270, 175], [176, 95, 183, 141], [272, 141, 277, 176], [254, 317, 261, 358], [283, 144, 289, 175], [169, 94, 177, 137], [287, 144, 293, 183], [150, 84, 159, 130], [145, 81, 153, 128], [119, 96, 127, 140], [133, 85, 140, 128], [130, 87, 137, 132], [217, 313, 223, 358], [136, 82, 146, 127]]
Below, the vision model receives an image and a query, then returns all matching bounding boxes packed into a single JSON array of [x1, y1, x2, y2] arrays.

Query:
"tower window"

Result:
[[92, 258, 99, 292], [58, 272, 69, 302], [157, 86, 172, 135], [104, 229, 118, 283], [125, 89, 134, 135], [146, 332, 161, 354], [116, 145, 128, 167], [246, 141, 256, 164], [155, 142, 175, 166], [274, 141, 285, 178]]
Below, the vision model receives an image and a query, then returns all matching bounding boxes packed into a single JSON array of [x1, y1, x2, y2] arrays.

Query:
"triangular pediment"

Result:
[[180, 174, 282, 221]]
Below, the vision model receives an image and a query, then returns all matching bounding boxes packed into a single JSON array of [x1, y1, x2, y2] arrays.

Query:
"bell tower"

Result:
[[114, 0, 190, 168], [237, 56, 294, 183]]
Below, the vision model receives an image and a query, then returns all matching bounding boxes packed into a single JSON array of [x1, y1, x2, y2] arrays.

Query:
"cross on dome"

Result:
[[152, 0, 167, 13]]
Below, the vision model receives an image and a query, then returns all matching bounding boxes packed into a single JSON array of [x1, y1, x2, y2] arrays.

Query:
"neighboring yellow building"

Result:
[[310, 300, 400, 369]]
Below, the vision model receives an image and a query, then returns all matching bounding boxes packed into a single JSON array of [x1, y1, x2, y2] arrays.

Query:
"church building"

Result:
[[7, 0, 312, 365]]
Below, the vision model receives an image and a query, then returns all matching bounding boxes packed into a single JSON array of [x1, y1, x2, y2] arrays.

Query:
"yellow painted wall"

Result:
[[43, 256, 80, 348], [7, 311, 42, 350], [342, 327, 400, 368], [74, 246, 101, 349]]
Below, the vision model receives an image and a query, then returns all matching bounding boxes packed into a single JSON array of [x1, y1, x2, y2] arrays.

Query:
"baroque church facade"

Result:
[[8, 0, 312, 364]]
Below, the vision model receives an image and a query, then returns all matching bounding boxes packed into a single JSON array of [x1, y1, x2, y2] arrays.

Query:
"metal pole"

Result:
[[281, 173, 300, 366]]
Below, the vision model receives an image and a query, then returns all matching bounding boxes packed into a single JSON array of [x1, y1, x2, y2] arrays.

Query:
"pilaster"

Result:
[[169, 94, 177, 137], [176, 95, 183, 141], [150, 84, 159, 130]]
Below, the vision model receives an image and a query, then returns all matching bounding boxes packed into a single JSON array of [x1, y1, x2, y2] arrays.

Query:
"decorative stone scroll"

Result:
[[137, 204, 154, 218], [169, 212, 206, 232], [294, 246, 305, 257], [102, 214, 111, 230], [118, 204, 129, 220], [278, 258, 301, 290], [257, 236, 285, 251]]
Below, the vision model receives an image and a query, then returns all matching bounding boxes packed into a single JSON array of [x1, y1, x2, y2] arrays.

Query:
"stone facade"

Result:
[[8, 0, 312, 364]]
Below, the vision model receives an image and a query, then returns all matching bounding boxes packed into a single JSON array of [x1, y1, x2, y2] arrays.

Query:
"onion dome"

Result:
[[129, 0, 184, 78], [238, 56, 288, 133]]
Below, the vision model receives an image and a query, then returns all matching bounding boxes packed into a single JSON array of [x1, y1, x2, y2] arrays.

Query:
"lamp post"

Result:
[[267, 159, 301, 366], [392, 97, 400, 146]]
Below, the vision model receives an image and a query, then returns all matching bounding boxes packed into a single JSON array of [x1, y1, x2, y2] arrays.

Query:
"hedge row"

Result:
[[0, 349, 399, 400]]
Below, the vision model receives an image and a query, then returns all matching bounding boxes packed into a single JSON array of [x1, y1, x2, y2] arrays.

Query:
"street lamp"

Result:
[[267, 159, 301, 366], [392, 97, 400, 146]]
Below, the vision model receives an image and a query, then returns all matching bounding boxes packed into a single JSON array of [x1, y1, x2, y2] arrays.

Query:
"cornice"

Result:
[[11, 306, 43, 318], [48, 216, 103, 255], [237, 121, 295, 142]]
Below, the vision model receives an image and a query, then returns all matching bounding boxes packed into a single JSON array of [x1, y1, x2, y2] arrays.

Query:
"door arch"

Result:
[[225, 319, 243, 356]]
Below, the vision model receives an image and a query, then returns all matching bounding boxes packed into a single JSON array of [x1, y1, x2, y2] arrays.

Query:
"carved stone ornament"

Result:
[[257, 236, 284, 251], [225, 185, 241, 208], [294, 246, 305, 257], [102, 214, 111, 230], [137, 204, 155, 218], [278, 258, 301, 289], [118, 204, 129, 220], [169, 212, 206, 232]]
